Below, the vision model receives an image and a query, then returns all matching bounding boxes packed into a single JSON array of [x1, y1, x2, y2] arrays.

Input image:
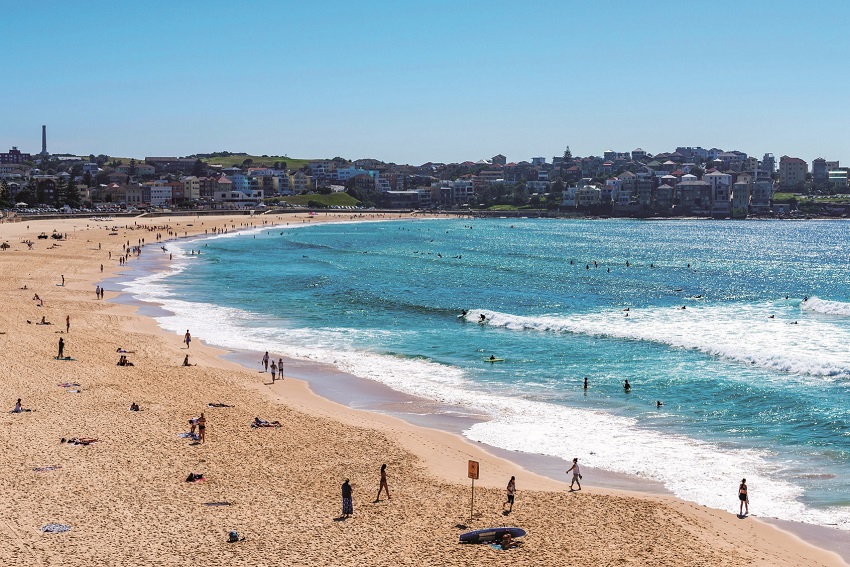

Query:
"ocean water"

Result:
[[123, 218, 850, 529]]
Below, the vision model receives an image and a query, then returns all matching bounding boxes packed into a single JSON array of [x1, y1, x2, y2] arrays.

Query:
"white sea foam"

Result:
[[469, 303, 850, 379], [801, 296, 850, 317], [119, 256, 850, 530]]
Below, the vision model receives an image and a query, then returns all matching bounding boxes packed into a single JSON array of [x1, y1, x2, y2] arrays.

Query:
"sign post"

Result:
[[468, 460, 479, 521]]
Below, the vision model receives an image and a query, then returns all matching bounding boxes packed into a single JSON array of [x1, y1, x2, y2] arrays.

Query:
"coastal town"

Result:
[[1, 126, 848, 218]]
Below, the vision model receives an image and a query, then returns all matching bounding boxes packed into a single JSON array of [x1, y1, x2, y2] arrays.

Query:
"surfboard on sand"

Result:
[[459, 527, 526, 544], [54, 356, 76, 361]]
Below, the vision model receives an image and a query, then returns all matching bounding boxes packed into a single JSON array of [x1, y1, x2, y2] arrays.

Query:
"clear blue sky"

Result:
[[2, 0, 848, 165]]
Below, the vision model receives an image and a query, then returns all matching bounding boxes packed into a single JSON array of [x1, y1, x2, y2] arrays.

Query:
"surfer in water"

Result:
[[624, 380, 631, 392], [490, 355, 497, 361], [479, 314, 486, 323]]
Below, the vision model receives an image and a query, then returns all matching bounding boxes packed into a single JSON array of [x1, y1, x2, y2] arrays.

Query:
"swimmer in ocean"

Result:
[[624, 380, 631, 392], [479, 314, 486, 323], [656, 400, 663, 407]]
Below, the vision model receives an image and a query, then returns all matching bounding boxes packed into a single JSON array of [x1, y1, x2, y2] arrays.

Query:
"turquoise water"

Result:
[[125, 218, 850, 528]]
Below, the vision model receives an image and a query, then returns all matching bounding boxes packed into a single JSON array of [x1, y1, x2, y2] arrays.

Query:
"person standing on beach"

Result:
[[503, 476, 516, 512], [261, 351, 269, 372], [184, 330, 191, 349], [66, 315, 70, 333], [738, 478, 749, 516], [566, 458, 582, 491], [376, 464, 391, 502], [278, 357, 284, 380], [341, 479, 353, 518], [270, 360, 277, 383], [58, 337, 65, 358], [196, 413, 206, 443]]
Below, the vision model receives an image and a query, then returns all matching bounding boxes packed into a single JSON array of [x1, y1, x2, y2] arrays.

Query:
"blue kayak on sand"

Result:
[[459, 527, 526, 544]]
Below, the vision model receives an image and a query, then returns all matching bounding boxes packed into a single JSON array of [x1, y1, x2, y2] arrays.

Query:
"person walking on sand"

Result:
[[376, 464, 391, 502], [270, 360, 277, 383], [566, 457, 582, 491], [341, 479, 353, 518], [66, 315, 70, 333], [738, 478, 749, 516], [58, 337, 65, 359], [184, 330, 191, 349], [503, 476, 516, 512], [261, 351, 269, 372]]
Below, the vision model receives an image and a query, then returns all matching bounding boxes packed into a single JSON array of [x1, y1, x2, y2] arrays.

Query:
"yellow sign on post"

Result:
[[468, 460, 479, 480]]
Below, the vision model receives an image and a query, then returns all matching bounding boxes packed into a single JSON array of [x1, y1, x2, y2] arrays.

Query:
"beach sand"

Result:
[[0, 212, 846, 566]]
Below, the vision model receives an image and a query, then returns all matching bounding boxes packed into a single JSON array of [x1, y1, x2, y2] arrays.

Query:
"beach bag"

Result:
[[228, 531, 240, 543]]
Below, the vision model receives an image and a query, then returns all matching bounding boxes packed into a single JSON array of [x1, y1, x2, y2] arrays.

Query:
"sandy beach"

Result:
[[0, 212, 846, 567]]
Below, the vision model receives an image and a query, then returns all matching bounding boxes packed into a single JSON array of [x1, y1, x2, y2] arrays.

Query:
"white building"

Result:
[[212, 189, 264, 208], [149, 185, 173, 207]]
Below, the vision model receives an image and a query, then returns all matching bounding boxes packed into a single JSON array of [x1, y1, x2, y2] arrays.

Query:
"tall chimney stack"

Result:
[[41, 125, 47, 155]]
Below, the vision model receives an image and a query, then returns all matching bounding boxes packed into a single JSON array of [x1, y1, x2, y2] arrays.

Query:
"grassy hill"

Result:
[[272, 193, 360, 208], [201, 155, 312, 170]]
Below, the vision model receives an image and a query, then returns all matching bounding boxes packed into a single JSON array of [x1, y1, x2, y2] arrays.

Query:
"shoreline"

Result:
[[111, 214, 850, 562], [1, 213, 847, 566], [114, 217, 850, 563]]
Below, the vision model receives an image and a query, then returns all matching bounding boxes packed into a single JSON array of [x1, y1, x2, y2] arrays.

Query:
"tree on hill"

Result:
[[192, 159, 206, 177], [65, 175, 81, 207], [563, 146, 572, 161], [53, 177, 67, 207], [128, 158, 137, 177], [15, 188, 33, 205], [0, 181, 10, 207]]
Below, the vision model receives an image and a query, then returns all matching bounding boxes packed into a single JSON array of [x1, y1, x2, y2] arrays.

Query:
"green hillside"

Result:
[[201, 154, 312, 170]]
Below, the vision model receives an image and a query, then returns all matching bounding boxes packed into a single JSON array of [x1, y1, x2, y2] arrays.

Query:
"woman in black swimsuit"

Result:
[[197, 413, 206, 443], [738, 478, 748, 516]]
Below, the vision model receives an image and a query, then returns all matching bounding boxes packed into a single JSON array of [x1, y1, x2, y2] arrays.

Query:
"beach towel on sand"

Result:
[[41, 523, 71, 533]]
